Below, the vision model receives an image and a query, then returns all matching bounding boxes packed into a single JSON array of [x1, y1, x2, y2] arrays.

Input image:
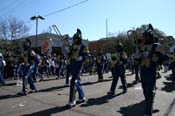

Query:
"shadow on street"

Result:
[[161, 82, 175, 93], [119, 81, 139, 89], [21, 106, 68, 116], [80, 92, 124, 107], [0, 94, 21, 100], [0, 79, 111, 101], [117, 100, 145, 116]]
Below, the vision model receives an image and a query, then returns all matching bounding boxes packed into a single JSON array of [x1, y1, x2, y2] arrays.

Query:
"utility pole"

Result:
[[106, 18, 108, 39], [30, 15, 45, 49]]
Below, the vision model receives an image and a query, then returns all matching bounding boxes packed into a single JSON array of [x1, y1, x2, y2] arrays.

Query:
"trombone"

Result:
[[127, 30, 142, 58], [52, 25, 71, 54]]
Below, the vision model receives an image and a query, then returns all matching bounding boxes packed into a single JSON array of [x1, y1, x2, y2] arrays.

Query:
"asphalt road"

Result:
[[0, 70, 174, 116]]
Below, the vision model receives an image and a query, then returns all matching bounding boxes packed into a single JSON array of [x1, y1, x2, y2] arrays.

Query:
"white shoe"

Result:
[[29, 89, 38, 93], [64, 84, 69, 87], [76, 97, 86, 103], [67, 101, 76, 107]]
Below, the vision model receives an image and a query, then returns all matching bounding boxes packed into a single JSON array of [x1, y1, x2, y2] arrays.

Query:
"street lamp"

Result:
[[30, 15, 45, 49], [49, 38, 52, 56]]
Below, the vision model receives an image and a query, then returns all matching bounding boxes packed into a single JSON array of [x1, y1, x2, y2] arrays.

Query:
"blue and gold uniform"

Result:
[[108, 43, 128, 95], [0, 53, 6, 85], [67, 29, 89, 107], [65, 55, 71, 85], [96, 50, 106, 81], [19, 39, 39, 95], [131, 53, 140, 83], [169, 52, 175, 85], [139, 25, 165, 116]]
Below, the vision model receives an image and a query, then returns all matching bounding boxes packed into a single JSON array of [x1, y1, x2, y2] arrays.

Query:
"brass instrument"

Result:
[[96, 56, 101, 64], [169, 53, 175, 62], [71, 45, 81, 60], [127, 30, 142, 58], [111, 54, 117, 61], [127, 30, 139, 47], [110, 53, 118, 68], [52, 25, 71, 54]]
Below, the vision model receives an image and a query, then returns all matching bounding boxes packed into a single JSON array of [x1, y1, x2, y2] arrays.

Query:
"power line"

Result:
[[44, 0, 88, 17], [0, 0, 34, 17], [26, 0, 89, 26], [0, 0, 89, 36], [0, 0, 18, 16], [0, 0, 35, 27]]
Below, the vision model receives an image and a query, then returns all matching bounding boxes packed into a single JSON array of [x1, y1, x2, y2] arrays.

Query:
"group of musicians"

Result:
[[0, 24, 175, 116]]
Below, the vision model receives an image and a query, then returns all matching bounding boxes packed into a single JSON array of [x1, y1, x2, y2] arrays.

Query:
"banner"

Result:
[[41, 40, 50, 54]]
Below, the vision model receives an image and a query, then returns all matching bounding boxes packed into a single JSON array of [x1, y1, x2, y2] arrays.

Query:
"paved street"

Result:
[[0, 70, 174, 116]]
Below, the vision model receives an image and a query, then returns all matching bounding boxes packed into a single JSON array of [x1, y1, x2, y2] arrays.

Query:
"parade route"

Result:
[[0, 71, 174, 116]]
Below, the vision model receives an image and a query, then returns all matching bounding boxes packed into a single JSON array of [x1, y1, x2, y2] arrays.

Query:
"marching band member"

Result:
[[67, 28, 89, 108], [18, 39, 39, 95], [132, 53, 141, 83], [169, 51, 175, 85], [107, 43, 128, 96], [96, 49, 106, 82], [0, 52, 6, 86], [139, 24, 165, 116]]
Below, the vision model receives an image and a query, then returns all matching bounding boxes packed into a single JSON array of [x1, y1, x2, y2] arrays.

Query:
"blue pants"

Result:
[[110, 68, 127, 93], [140, 68, 156, 115], [69, 76, 85, 102], [134, 64, 140, 81], [26, 64, 37, 91], [172, 70, 175, 83], [69, 61, 85, 102], [0, 69, 5, 85], [57, 62, 65, 78], [66, 65, 71, 85], [88, 63, 94, 75], [97, 64, 104, 81]]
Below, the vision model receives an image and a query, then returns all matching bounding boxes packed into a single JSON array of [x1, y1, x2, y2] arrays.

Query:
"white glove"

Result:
[[76, 56, 83, 61]]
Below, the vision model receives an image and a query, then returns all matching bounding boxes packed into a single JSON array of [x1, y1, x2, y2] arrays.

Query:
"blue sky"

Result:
[[0, 0, 174, 41]]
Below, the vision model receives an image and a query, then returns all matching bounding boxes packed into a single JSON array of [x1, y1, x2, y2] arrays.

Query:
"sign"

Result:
[[41, 40, 49, 54]]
